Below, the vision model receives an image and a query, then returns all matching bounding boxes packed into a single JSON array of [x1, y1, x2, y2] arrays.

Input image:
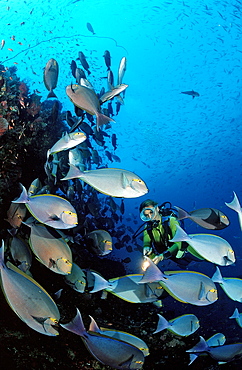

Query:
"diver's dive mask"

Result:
[[140, 206, 159, 222]]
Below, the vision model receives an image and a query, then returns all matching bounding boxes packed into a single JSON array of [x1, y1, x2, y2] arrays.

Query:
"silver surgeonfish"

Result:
[[66, 84, 115, 131], [44, 58, 59, 99], [61, 308, 145, 369], [170, 225, 235, 266], [188, 333, 226, 365], [212, 266, 242, 302], [47, 131, 86, 159], [187, 336, 242, 364], [139, 257, 217, 306], [225, 191, 242, 231], [12, 184, 78, 229], [153, 313, 199, 337], [0, 241, 60, 336], [86, 229, 112, 256], [61, 164, 148, 198], [26, 219, 72, 275], [9, 233, 32, 273], [88, 316, 149, 357], [175, 206, 229, 229], [90, 272, 165, 305]]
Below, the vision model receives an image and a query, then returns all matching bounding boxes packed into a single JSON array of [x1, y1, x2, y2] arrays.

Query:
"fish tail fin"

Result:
[[225, 191, 241, 213], [61, 164, 84, 181], [139, 257, 164, 284], [186, 336, 209, 353], [211, 266, 223, 283], [153, 314, 170, 334], [90, 272, 110, 293], [174, 206, 190, 220], [60, 308, 86, 336], [12, 184, 28, 204], [229, 308, 239, 320], [96, 112, 115, 131], [170, 224, 190, 243], [47, 90, 57, 99], [188, 354, 198, 366]]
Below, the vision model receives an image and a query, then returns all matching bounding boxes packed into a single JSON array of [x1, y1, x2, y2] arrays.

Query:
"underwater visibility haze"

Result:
[[0, 0, 242, 369]]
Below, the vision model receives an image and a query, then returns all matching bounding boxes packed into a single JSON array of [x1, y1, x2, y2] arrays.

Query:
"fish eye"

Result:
[[133, 178, 144, 184], [209, 288, 216, 293], [78, 280, 85, 285]]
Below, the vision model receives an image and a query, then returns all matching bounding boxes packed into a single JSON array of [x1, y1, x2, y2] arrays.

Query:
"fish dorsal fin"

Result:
[[88, 315, 100, 332]]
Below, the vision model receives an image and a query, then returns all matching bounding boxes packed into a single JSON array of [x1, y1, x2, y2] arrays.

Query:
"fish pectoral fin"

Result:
[[49, 214, 60, 221], [198, 281, 205, 300], [121, 172, 130, 189], [118, 354, 134, 367], [49, 258, 56, 268]]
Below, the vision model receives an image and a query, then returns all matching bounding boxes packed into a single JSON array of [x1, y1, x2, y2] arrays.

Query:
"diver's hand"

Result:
[[143, 247, 152, 256], [152, 254, 164, 265]]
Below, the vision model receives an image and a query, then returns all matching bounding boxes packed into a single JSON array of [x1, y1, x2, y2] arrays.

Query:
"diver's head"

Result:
[[139, 199, 161, 222]]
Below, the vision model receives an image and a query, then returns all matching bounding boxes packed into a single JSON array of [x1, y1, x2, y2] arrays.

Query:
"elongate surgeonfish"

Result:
[[212, 266, 242, 302], [61, 164, 148, 198], [47, 131, 86, 158], [90, 272, 165, 305], [60, 308, 145, 369], [175, 206, 229, 229], [139, 258, 218, 306], [225, 191, 242, 231], [188, 333, 226, 365], [66, 84, 115, 131], [0, 241, 60, 336], [44, 58, 59, 99], [88, 316, 149, 357], [153, 313, 200, 337], [25, 218, 72, 275], [99, 84, 128, 104], [187, 336, 242, 364], [170, 225, 235, 266], [12, 184, 78, 229], [117, 57, 127, 85], [85, 229, 112, 256]]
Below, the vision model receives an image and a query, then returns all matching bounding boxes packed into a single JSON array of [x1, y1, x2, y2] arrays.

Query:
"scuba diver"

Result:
[[138, 199, 203, 267]]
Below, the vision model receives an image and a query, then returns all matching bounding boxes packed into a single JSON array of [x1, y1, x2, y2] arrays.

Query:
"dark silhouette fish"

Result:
[[103, 50, 111, 70], [181, 90, 200, 98], [78, 51, 91, 75], [86, 22, 95, 34]]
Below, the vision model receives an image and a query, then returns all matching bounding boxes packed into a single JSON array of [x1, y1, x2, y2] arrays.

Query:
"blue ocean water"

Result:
[[1, 0, 242, 368]]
